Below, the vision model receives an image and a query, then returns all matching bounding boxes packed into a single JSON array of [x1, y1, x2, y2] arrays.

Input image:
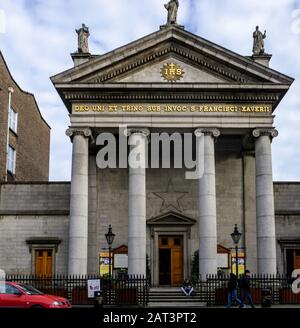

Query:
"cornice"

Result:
[[63, 91, 279, 102], [87, 44, 258, 84]]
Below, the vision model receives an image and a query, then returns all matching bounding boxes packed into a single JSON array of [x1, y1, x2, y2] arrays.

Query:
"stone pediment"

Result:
[[147, 211, 196, 226], [51, 25, 293, 86]]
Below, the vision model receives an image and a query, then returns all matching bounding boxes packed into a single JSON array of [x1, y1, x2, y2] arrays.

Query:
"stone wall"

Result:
[[274, 182, 300, 274], [0, 178, 299, 275], [91, 136, 246, 275], [0, 183, 70, 274]]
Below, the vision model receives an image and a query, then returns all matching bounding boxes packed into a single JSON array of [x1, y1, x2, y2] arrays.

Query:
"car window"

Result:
[[16, 284, 44, 295], [0, 284, 21, 295]]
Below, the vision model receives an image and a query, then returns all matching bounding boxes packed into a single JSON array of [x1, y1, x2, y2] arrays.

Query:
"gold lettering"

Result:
[[147, 106, 161, 112], [108, 105, 117, 112]]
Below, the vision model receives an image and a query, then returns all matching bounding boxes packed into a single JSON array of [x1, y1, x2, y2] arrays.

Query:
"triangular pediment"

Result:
[[147, 211, 196, 226], [51, 26, 293, 86]]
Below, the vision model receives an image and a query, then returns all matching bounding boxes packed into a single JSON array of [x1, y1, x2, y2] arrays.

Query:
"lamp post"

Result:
[[105, 225, 115, 279], [231, 224, 242, 277]]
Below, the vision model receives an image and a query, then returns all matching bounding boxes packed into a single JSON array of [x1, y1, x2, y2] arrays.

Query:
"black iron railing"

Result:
[[5, 274, 300, 306], [194, 274, 300, 306], [5, 274, 149, 306]]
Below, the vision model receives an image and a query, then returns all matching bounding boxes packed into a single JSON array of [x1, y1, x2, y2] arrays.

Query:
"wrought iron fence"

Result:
[[4, 274, 300, 306], [194, 274, 300, 306], [5, 274, 149, 306]]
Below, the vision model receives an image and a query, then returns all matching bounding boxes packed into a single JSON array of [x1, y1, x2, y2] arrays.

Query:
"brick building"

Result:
[[0, 51, 50, 182]]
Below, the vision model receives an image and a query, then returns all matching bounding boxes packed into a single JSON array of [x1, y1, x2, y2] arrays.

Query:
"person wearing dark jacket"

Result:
[[239, 270, 255, 308], [181, 279, 194, 296], [226, 273, 242, 308]]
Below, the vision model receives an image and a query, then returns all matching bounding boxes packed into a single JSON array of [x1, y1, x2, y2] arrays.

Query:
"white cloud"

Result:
[[0, 0, 299, 181]]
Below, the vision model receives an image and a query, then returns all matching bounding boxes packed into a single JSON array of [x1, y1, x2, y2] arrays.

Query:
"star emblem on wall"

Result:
[[153, 179, 188, 213]]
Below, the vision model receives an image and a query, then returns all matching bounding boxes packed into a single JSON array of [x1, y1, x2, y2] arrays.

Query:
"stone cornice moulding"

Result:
[[51, 26, 293, 86], [87, 45, 251, 84], [63, 92, 280, 103]]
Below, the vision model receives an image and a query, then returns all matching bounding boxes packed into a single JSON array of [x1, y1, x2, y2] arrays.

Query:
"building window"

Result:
[[286, 249, 300, 275], [35, 249, 53, 276], [26, 238, 61, 276], [7, 145, 16, 174], [174, 238, 181, 246], [9, 107, 18, 133]]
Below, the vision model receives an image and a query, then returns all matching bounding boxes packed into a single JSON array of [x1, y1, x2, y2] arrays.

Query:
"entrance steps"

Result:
[[148, 287, 206, 308]]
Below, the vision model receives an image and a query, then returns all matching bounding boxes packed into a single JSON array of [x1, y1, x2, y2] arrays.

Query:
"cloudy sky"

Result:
[[0, 0, 299, 181]]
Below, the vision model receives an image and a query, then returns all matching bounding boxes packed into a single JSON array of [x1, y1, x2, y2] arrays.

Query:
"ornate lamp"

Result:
[[231, 224, 242, 276]]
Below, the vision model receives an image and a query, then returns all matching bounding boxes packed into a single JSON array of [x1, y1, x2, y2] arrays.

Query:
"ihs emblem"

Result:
[[160, 62, 185, 82]]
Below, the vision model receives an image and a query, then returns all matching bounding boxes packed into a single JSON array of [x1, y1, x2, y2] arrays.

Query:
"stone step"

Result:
[[149, 299, 203, 303], [148, 302, 206, 308]]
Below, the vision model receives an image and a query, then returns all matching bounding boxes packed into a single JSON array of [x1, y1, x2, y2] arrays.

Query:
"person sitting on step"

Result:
[[181, 279, 194, 296]]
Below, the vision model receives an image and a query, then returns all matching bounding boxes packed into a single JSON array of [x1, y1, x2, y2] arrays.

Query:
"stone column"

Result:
[[242, 151, 257, 273], [66, 128, 92, 275], [126, 128, 149, 276], [253, 128, 278, 275], [195, 128, 220, 278]]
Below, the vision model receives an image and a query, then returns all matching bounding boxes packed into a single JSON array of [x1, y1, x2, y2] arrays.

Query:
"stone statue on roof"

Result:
[[253, 26, 266, 55], [165, 0, 179, 25], [76, 23, 90, 53]]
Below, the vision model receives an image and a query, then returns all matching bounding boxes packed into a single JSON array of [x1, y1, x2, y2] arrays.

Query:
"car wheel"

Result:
[[31, 305, 44, 308]]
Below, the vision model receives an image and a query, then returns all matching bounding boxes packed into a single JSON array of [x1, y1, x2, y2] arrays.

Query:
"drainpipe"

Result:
[[5, 87, 14, 182]]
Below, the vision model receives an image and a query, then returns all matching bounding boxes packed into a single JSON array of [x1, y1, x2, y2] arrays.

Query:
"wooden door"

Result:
[[172, 248, 183, 284], [159, 236, 183, 285], [35, 250, 53, 276], [294, 250, 300, 269]]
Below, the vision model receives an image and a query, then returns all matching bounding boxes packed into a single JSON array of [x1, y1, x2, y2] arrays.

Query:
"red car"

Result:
[[0, 282, 71, 308]]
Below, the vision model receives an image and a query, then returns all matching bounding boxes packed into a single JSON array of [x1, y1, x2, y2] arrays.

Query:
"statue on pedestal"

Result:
[[76, 23, 90, 53], [253, 26, 266, 55], [165, 0, 179, 25]]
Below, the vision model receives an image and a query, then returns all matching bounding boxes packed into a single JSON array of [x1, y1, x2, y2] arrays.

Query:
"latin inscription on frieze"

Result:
[[72, 103, 272, 114]]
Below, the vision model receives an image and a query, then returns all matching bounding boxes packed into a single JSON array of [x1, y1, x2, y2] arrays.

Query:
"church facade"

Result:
[[0, 20, 299, 286]]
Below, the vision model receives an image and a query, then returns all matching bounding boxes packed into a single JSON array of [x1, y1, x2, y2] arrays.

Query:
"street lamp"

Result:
[[231, 224, 242, 277], [105, 225, 115, 279]]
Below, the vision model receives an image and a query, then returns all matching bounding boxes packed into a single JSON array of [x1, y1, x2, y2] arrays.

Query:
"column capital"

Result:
[[194, 128, 220, 138], [252, 128, 278, 139], [125, 127, 150, 138], [66, 128, 92, 140]]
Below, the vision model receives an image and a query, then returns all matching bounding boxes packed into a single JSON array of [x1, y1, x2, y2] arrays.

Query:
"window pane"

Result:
[[9, 108, 18, 132], [174, 238, 181, 246], [9, 108, 18, 133], [5, 284, 20, 295], [7, 146, 16, 174], [161, 238, 168, 246]]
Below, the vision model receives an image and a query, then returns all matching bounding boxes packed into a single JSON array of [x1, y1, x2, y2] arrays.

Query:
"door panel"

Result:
[[159, 249, 171, 285], [294, 250, 300, 269], [0, 284, 26, 308], [172, 248, 183, 285], [35, 250, 53, 276], [158, 236, 183, 286]]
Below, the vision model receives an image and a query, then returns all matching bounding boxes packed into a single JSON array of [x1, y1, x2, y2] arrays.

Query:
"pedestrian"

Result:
[[239, 270, 255, 308], [181, 279, 194, 296], [226, 273, 242, 308]]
